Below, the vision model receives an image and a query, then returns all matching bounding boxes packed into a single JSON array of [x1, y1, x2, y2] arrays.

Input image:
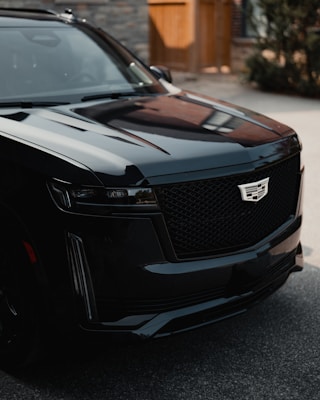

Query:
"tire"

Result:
[[0, 232, 45, 372]]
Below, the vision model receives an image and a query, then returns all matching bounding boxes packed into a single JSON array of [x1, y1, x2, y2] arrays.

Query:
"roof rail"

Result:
[[0, 7, 78, 21], [0, 7, 58, 14]]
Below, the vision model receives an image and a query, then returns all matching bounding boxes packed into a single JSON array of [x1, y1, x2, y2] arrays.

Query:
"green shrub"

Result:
[[245, 0, 320, 97]]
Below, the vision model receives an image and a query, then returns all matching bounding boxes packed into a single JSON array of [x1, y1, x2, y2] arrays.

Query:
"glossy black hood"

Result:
[[0, 90, 298, 186], [74, 90, 291, 145]]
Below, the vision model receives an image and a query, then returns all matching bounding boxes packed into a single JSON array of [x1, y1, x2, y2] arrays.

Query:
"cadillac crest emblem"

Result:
[[238, 177, 270, 202]]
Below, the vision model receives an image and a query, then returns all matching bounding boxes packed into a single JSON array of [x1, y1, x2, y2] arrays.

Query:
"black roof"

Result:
[[0, 7, 80, 23]]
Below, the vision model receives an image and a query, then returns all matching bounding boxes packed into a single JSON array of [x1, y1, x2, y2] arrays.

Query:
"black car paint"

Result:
[[0, 91, 298, 185], [0, 8, 303, 367], [0, 89, 303, 332]]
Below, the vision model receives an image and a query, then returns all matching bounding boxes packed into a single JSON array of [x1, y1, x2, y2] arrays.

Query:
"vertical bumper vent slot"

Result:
[[66, 232, 98, 321]]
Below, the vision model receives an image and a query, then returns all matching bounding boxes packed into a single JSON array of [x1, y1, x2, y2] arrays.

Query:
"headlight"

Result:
[[48, 179, 158, 215]]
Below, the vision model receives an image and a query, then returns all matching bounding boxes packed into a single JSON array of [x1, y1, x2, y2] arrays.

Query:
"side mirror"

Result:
[[150, 65, 172, 83]]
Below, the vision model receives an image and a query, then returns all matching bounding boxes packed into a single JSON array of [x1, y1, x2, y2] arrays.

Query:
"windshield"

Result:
[[0, 24, 165, 103]]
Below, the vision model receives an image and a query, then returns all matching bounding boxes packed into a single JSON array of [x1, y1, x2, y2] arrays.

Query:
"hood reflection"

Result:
[[74, 92, 282, 146]]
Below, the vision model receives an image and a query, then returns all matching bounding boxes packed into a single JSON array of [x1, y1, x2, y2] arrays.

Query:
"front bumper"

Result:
[[67, 219, 303, 339]]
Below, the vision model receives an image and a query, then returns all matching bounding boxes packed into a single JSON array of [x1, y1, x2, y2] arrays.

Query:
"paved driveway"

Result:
[[1, 265, 320, 400]]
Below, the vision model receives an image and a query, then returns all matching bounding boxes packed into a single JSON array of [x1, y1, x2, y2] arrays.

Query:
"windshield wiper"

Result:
[[81, 91, 143, 102], [0, 101, 70, 108]]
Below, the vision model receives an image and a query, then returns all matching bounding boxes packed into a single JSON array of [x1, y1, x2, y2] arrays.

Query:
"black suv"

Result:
[[0, 8, 303, 370]]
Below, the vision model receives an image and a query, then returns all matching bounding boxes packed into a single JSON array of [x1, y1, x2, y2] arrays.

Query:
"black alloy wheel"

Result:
[[0, 232, 43, 372]]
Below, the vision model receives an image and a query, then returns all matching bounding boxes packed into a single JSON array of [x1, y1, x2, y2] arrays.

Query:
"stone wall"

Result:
[[0, 0, 149, 62], [231, 38, 255, 73]]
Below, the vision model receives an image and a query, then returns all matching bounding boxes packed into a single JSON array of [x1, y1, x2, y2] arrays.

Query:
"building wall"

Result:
[[0, 0, 149, 62], [231, 0, 255, 73]]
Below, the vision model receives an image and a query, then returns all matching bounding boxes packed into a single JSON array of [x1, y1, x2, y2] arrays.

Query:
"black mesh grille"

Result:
[[155, 155, 300, 259]]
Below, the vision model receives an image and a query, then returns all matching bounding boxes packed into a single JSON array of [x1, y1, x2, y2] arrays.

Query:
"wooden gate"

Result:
[[148, 0, 232, 73]]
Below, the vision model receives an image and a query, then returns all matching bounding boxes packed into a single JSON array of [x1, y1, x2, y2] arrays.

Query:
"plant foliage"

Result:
[[245, 0, 320, 97]]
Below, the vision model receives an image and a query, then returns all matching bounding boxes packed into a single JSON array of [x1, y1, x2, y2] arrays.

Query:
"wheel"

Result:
[[0, 233, 45, 372]]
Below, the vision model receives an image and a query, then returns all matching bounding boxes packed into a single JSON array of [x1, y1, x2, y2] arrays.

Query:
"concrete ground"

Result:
[[172, 72, 320, 268]]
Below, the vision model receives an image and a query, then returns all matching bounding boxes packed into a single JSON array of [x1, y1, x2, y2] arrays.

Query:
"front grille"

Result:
[[155, 155, 300, 259]]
